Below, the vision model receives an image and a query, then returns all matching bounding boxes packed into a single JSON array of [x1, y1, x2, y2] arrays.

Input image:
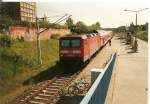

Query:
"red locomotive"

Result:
[[59, 30, 112, 67]]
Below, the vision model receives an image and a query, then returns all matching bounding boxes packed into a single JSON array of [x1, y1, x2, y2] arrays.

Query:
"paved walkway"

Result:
[[105, 34, 148, 104]]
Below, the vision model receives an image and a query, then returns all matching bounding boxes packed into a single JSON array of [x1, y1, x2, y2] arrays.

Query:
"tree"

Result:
[[116, 26, 126, 32], [87, 22, 101, 31], [129, 22, 135, 34], [48, 23, 66, 29], [65, 17, 74, 29], [0, 15, 13, 32], [71, 21, 101, 34], [75, 21, 88, 33], [0, 15, 13, 26], [39, 21, 49, 28], [76, 21, 87, 30], [145, 22, 148, 30], [95, 22, 101, 30], [0, 34, 12, 47], [139, 22, 148, 31]]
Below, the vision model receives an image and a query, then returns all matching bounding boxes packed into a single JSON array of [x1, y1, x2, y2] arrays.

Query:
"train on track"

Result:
[[59, 30, 113, 67]]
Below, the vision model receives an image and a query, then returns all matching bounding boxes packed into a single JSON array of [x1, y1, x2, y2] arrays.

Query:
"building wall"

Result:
[[0, 2, 36, 23], [20, 2, 36, 22]]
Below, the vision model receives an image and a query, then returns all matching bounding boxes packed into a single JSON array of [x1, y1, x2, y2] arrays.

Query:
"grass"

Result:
[[0, 38, 59, 103]]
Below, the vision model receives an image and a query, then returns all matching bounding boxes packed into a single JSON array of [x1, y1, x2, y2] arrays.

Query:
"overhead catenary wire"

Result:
[[38, 14, 72, 34], [54, 13, 68, 23], [37, 5, 67, 20], [37, 13, 68, 19], [37, 5, 69, 23], [35, 12, 71, 23], [55, 15, 72, 24]]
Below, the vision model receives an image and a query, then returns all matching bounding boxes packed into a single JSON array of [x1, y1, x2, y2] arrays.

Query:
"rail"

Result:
[[80, 52, 117, 104]]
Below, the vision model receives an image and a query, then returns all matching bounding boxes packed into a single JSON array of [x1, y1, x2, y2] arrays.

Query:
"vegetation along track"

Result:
[[11, 71, 81, 104]]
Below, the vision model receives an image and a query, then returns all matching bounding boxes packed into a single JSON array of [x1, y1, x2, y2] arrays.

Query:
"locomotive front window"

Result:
[[61, 39, 80, 48], [71, 39, 80, 47], [61, 40, 70, 47]]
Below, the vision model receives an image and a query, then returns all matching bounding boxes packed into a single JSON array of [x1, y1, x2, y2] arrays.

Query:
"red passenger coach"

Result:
[[59, 30, 112, 68], [98, 30, 113, 46]]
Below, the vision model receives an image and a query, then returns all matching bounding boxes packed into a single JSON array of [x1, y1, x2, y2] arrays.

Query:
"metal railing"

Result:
[[80, 53, 117, 104]]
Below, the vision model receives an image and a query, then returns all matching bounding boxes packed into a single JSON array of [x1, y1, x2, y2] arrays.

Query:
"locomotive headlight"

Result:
[[72, 50, 81, 54]]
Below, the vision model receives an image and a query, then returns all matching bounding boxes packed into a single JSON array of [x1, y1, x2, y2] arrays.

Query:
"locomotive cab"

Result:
[[59, 36, 83, 66]]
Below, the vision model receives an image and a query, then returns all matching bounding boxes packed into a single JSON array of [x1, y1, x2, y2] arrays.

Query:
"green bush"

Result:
[[137, 30, 148, 42], [0, 67, 14, 81], [0, 49, 21, 62], [0, 48, 35, 78], [0, 34, 12, 47], [16, 36, 24, 42], [51, 33, 61, 39]]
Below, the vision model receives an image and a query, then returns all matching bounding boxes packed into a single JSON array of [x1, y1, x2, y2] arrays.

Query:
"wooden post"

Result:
[[36, 17, 42, 64]]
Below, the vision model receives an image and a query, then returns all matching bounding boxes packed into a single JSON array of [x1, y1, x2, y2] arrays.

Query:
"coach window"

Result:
[[61, 40, 70, 47], [71, 39, 80, 47]]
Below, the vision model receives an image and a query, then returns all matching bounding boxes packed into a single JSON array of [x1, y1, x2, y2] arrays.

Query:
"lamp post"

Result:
[[124, 8, 148, 52], [124, 8, 148, 39]]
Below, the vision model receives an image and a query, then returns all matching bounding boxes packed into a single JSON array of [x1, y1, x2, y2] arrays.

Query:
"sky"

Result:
[[37, 0, 149, 28]]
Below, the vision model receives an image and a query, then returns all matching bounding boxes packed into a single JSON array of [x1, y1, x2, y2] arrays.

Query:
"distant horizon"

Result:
[[37, 1, 149, 28]]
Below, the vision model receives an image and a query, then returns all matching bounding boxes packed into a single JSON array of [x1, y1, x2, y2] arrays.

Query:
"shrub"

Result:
[[0, 48, 34, 77], [0, 34, 12, 47], [137, 30, 148, 42], [16, 36, 24, 42], [51, 33, 61, 39]]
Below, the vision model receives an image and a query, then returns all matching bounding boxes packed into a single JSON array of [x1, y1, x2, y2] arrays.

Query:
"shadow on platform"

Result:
[[125, 45, 132, 50], [114, 36, 125, 40], [127, 50, 138, 54]]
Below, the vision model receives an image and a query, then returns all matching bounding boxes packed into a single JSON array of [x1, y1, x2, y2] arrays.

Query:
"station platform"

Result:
[[105, 34, 148, 104]]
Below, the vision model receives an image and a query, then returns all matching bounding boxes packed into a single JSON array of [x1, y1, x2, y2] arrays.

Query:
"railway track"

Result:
[[12, 71, 80, 104]]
